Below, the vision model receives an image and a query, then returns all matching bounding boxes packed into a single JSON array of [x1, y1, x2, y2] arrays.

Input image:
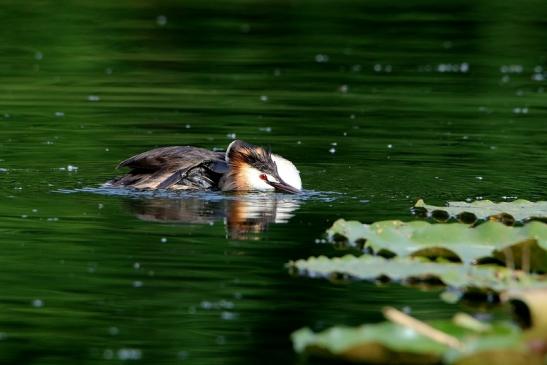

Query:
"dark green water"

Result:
[[1, 0, 546, 364]]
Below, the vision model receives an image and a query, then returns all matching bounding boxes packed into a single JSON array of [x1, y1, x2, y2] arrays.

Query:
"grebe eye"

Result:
[[259, 173, 268, 181]]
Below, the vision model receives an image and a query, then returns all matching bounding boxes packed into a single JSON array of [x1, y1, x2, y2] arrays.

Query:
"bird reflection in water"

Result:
[[126, 194, 301, 240]]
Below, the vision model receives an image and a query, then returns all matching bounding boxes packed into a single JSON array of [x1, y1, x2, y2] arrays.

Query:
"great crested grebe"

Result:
[[105, 140, 302, 193]]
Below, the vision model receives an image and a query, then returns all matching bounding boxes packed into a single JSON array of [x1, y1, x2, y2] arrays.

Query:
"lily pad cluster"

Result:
[[413, 199, 547, 224], [289, 201, 547, 364]]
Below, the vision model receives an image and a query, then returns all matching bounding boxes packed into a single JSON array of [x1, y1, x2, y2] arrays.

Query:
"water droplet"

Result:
[[32, 299, 44, 308], [117, 348, 142, 360], [133, 280, 143, 288], [328, 147, 336, 154], [315, 54, 329, 63], [260, 95, 268, 102], [442, 40, 453, 49], [221, 311, 238, 320], [156, 15, 167, 26], [160, 237, 167, 243], [87, 95, 100, 102]]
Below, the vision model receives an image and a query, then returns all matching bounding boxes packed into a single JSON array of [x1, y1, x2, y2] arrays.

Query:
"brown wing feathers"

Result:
[[109, 146, 225, 189]]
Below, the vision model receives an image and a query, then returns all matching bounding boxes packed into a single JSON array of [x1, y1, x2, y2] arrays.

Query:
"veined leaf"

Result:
[[327, 219, 547, 270], [288, 255, 547, 296]]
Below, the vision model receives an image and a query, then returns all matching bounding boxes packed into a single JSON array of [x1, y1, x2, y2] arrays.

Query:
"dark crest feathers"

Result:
[[227, 140, 276, 175]]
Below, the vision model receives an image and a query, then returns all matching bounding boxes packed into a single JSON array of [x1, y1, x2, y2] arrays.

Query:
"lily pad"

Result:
[[327, 219, 547, 270], [292, 318, 543, 365], [288, 255, 547, 297], [413, 199, 547, 224]]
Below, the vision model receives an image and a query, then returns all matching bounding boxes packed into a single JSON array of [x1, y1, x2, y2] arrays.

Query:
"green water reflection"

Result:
[[0, 0, 546, 364]]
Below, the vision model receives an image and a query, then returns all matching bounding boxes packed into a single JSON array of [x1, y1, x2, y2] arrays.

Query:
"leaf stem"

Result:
[[383, 307, 464, 350]]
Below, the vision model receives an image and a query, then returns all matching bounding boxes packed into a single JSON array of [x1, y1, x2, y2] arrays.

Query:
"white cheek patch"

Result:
[[272, 154, 302, 190], [244, 166, 275, 191]]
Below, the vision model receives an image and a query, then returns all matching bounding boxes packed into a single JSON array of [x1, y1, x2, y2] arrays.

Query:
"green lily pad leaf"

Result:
[[288, 255, 547, 296], [414, 199, 547, 224], [292, 319, 542, 365], [326, 219, 547, 269], [292, 322, 446, 364]]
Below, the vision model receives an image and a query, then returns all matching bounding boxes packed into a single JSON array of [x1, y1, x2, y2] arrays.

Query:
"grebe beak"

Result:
[[267, 179, 301, 194]]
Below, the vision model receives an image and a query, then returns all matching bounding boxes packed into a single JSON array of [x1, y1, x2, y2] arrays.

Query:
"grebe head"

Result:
[[223, 140, 302, 193]]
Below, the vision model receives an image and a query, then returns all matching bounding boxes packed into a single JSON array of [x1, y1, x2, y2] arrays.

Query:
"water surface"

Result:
[[0, 0, 546, 364]]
